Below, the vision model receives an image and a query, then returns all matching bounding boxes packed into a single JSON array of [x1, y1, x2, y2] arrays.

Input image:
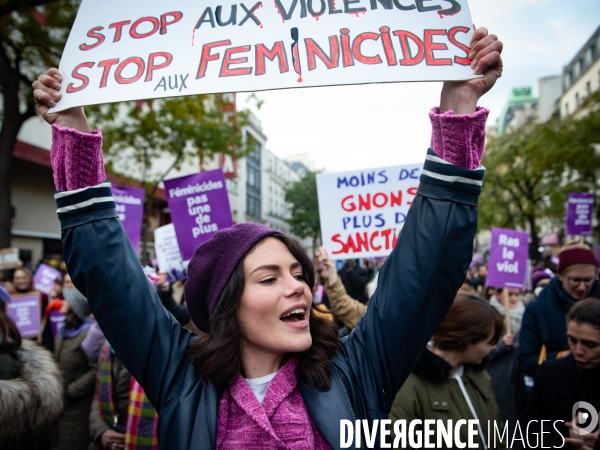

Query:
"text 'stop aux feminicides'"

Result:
[[51, 0, 478, 112]]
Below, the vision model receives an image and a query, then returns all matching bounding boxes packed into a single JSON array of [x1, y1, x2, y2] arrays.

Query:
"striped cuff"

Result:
[[418, 149, 484, 206], [55, 180, 115, 222]]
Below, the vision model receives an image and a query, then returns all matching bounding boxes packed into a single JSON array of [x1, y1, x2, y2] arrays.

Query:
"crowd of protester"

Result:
[[0, 25, 599, 450]]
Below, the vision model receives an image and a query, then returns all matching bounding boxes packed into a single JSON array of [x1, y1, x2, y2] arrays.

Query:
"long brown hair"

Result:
[[0, 307, 22, 353], [432, 294, 503, 352], [188, 233, 340, 390]]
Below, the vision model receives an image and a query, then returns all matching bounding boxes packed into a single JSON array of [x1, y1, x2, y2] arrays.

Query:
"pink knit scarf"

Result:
[[216, 358, 330, 449]]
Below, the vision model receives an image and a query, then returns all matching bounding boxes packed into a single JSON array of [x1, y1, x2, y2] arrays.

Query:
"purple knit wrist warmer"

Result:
[[51, 124, 105, 191], [429, 106, 489, 170]]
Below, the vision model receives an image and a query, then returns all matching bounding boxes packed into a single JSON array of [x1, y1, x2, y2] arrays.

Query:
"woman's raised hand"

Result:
[[440, 27, 503, 114], [317, 247, 338, 285], [32, 68, 92, 133]]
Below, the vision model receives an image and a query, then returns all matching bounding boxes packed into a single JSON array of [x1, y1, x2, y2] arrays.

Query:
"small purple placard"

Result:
[[487, 227, 530, 290], [6, 292, 41, 338], [48, 310, 66, 339], [163, 169, 233, 261], [566, 193, 594, 236], [33, 263, 62, 294], [113, 186, 145, 255]]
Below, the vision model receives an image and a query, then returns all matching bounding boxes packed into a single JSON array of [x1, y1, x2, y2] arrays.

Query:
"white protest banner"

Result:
[[317, 163, 422, 258], [154, 223, 186, 280], [52, 0, 477, 112]]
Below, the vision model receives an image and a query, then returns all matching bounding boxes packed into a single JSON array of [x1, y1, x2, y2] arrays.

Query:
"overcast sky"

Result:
[[238, 0, 600, 173]]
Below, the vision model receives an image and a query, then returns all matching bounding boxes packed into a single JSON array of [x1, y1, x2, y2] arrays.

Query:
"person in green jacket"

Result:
[[390, 294, 508, 450]]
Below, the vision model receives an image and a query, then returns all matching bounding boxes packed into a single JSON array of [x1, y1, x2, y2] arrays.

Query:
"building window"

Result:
[[565, 103, 570, 116], [575, 93, 580, 107], [585, 47, 593, 65], [564, 72, 571, 89], [246, 132, 261, 219], [573, 60, 581, 79], [587, 81, 592, 96]]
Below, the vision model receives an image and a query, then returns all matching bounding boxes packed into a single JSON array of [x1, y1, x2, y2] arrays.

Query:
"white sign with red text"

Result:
[[317, 163, 422, 258], [52, 0, 477, 112]]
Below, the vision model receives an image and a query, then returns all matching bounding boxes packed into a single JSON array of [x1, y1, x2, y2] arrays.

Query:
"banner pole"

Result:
[[503, 288, 512, 335]]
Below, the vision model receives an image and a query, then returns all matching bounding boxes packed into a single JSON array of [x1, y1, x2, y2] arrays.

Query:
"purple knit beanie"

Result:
[[185, 222, 281, 331], [530, 267, 551, 289]]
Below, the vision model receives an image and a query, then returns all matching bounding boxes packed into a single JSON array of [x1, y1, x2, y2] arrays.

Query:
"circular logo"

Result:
[[572, 401, 599, 436]]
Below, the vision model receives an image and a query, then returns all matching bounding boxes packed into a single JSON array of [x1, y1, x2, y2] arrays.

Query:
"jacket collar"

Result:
[[413, 348, 491, 398]]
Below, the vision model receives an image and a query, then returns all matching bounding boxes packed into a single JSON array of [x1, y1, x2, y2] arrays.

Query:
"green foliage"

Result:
[[479, 91, 600, 255], [0, 0, 79, 121], [284, 171, 320, 252], [87, 95, 250, 188], [0, 0, 81, 248]]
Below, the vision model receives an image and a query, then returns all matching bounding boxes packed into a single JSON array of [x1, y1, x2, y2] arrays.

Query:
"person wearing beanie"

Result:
[[34, 27, 503, 450], [54, 288, 98, 450], [519, 246, 600, 384], [530, 267, 552, 294]]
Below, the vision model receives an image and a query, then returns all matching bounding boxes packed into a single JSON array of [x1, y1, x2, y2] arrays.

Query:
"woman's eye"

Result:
[[294, 274, 305, 281], [259, 277, 276, 285]]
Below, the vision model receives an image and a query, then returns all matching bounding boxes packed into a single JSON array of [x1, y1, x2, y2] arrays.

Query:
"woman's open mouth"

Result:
[[280, 308, 306, 322]]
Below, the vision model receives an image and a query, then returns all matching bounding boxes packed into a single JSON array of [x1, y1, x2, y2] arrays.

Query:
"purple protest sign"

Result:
[[486, 228, 530, 290], [566, 192, 594, 236], [112, 186, 145, 254], [48, 310, 66, 339], [163, 169, 233, 261], [33, 263, 62, 294], [6, 292, 41, 338]]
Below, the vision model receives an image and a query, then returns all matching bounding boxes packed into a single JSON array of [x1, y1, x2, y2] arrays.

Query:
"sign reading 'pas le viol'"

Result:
[[52, 0, 476, 111]]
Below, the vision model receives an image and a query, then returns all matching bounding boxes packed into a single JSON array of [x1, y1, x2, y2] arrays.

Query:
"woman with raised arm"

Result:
[[33, 28, 502, 450]]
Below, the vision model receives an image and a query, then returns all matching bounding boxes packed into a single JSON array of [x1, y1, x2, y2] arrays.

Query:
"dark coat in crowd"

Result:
[[0, 340, 64, 450], [486, 337, 519, 424], [522, 354, 600, 449], [58, 149, 483, 449], [338, 264, 371, 304], [89, 342, 131, 449], [519, 277, 600, 377], [390, 349, 507, 449], [55, 326, 98, 450], [156, 285, 191, 326]]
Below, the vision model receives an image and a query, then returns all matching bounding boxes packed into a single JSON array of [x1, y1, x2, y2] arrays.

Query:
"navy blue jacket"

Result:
[[519, 277, 600, 377], [56, 149, 483, 449]]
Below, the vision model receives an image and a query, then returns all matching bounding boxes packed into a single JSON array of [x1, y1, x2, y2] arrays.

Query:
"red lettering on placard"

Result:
[[145, 52, 173, 81], [448, 26, 471, 65], [305, 36, 340, 70], [220, 45, 252, 77], [340, 28, 354, 67], [425, 29, 452, 66], [109, 20, 131, 42], [255, 42, 289, 75], [98, 59, 119, 88], [352, 32, 382, 65], [79, 27, 105, 51], [67, 62, 94, 93], [130, 17, 160, 39], [160, 12, 183, 34], [331, 229, 399, 254], [379, 26, 397, 66], [393, 30, 424, 66], [341, 190, 411, 211], [196, 40, 231, 79], [115, 57, 145, 84]]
